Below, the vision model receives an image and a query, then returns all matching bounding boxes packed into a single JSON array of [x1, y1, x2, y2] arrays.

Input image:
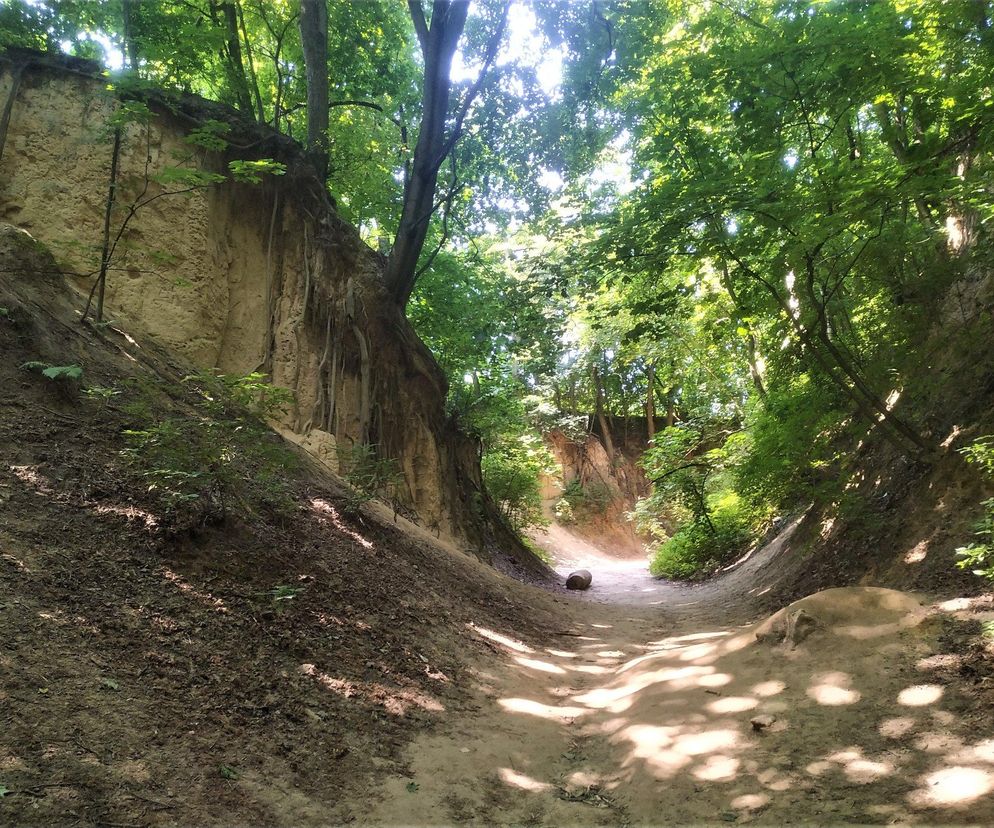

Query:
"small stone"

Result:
[[750, 714, 776, 731]]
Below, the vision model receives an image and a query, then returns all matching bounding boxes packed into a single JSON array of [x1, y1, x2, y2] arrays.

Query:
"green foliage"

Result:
[[557, 478, 613, 523], [185, 120, 231, 152], [82, 385, 122, 404], [20, 362, 83, 381], [481, 433, 554, 530], [336, 442, 402, 514], [649, 492, 757, 581], [122, 371, 297, 527], [228, 159, 287, 184], [954, 437, 994, 580]]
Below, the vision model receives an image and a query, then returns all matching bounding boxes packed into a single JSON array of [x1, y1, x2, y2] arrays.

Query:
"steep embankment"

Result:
[[0, 48, 537, 568], [0, 222, 565, 824], [535, 424, 652, 561]]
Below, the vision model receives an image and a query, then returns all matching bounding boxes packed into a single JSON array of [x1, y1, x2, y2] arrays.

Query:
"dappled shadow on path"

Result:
[[370, 587, 994, 825]]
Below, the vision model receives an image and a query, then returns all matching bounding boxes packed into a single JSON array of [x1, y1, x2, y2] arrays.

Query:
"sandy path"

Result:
[[366, 524, 994, 825]]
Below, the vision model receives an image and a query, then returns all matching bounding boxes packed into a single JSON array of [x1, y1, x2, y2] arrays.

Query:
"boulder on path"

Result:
[[566, 570, 592, 590]]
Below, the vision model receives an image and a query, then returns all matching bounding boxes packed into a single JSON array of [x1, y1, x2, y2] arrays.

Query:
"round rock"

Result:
[[566, 570, 592, 591]]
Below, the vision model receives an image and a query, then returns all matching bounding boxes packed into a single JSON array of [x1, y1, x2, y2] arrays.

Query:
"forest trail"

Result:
[[364, 528, 994, 826]]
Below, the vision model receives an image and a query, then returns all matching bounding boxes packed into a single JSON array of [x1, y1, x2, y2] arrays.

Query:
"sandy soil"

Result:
[[367, 522, 994, 825]]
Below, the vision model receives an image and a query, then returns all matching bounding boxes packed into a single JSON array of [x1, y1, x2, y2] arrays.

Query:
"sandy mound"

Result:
[[751, 586, 928, 646]]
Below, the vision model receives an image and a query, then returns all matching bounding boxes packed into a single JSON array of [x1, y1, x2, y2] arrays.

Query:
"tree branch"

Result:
[[408, 0, 429, 52]]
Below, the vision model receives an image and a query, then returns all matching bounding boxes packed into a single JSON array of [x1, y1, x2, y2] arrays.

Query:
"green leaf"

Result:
[[101, 678, 121, 691], [228, 159, 287, 184], [219, 764, 240, 780], [41, 365, 83, 381], [405, 781, 419, 793]]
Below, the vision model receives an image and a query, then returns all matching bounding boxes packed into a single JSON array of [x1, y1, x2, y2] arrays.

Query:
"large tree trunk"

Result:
[[299, 0, 329, 180], [645, 362, 656, 442], [121, 0, 139, 70], [592, 363, 615, 461], [385, 1, 470, 307], [384, 0, 508, 309], [220, 1, 255, 117]]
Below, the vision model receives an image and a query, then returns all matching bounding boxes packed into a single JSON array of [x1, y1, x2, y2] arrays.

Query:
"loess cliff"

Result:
[[0, 48, 541, 573]]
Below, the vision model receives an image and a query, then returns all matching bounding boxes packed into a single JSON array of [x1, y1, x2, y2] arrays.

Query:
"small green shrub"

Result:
[[337, 442, 403, 514], [20, 361, 83, 381], [557, 478, 614, 522], [954, 436, 994, 579], [649, 492, 756, 580], [122, 372, 297, 529], [480, 433, 554, 530]]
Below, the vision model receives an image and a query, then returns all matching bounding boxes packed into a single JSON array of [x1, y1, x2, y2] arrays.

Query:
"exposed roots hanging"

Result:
[[0, 59, 27, 164]]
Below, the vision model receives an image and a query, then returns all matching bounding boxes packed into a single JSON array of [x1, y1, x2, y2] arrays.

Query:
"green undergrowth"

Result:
[[648, 491, 760, 580], [121, 370, 298, 532]]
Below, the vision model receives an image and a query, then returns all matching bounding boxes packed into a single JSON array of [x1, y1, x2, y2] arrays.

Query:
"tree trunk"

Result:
[[385, 1, 470, 307], [121, 0, 139, 70], [236, 0, 265, 124], [645, 362, 656, 442], [299, 0, 329, 180], [220, 1, 255, 116], [384, 0, 508, 309], [592, 363, 615, 461], [718, 261, 767, 401]]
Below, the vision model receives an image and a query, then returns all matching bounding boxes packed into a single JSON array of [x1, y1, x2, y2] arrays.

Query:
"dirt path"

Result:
[[366, 524, 994, 825]]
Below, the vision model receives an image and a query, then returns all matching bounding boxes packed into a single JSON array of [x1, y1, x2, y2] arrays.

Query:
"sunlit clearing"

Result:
[[898, 684, 944, 707], [692, 754, 739, 781], [879, 716, 916, 738], [904, 541, 929, 564], [969, 740, 994, 764], [545, 648, 577, 658], [752, 680, 786, 697], [697, 672, 733, 688], [732, 792, 771, 810], [807, 672, 860, 706], [499, 698, 587, 719], [468, 623, 534, 653], [10, 464, 53, 494], [498, 767, 551, 792], [597, 650, 626, 658], [708, 696, 758, 714], [622, 725, 744, 778], [938, 596, 989, 611], [910, 766, 994, 807], [845, 758, 893, 783], [808, 684, 860, 705], [575, 666, 712, 709], [514, 656, 565, 675], [309, 498, 374, 549]]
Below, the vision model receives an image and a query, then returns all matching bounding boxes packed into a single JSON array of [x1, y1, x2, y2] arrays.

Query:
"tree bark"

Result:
[[384, 0, 509, 308], [121, 0, 139, 70], [645, 362, 656, 442], [220, 1, 255, 116], [299, 0, 329, 180], [592, 362, 615, 461]]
